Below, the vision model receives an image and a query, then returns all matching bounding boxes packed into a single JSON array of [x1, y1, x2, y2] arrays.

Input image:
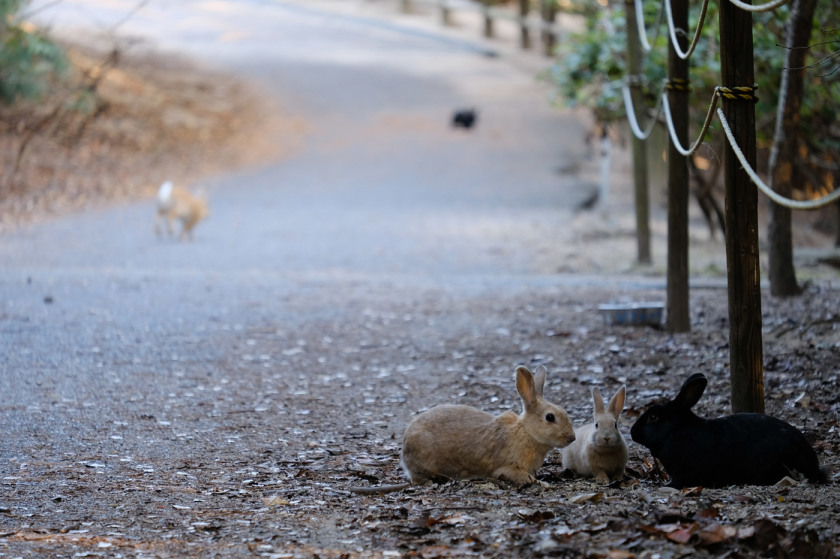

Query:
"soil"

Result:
[[1, 285, 838, 558], [0, 41, 299, 232], [1, 35, 839, 559]]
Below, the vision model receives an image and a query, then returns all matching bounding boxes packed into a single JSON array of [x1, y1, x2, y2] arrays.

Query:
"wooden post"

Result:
[[519, 0, 531, 49], [482, 3, 494, 38], [719, 0, 765, 413], [439, 0, 451, 26], [624, 0, 651, 265], [540, 0, 557, 56], [666, 0, 690, 332]]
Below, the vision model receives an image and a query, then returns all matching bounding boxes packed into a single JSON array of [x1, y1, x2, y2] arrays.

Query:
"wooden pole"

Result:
[[540, 0, 557, 56], [482, 3, 494, 38], [519, 0, 531, 49], [439, 0, 451, 26], [624, 0, 651, 265], [666, 0, 690, 332], [719, 0, 765, 413]]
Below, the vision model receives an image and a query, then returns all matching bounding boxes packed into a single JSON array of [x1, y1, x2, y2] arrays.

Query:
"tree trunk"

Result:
[[767, 0, 817, 297]]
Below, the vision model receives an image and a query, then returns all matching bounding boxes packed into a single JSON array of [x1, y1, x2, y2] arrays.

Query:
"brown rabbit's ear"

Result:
[[608, 385, 626, 417], [592, 387, 605, 415], [533, 365, 547, 398], [674, 374, 707, 409], [515, 366, 538, 408]]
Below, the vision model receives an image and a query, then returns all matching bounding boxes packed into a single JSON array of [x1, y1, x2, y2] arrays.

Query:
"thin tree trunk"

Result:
[[767, 0, 817, 297]]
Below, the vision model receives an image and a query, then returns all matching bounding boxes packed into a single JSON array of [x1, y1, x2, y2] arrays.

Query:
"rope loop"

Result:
[[716, 84, 759, 103], [716, 108, 840, 210], [726, 0, 789, 12], [664, 0, 712, 60]]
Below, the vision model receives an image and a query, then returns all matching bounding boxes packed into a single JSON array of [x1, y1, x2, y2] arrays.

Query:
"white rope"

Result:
[[661, 88, 720, 157], [726, 0, 789, 12], [716, 108, 840, 210], [634, 0, 664, 53], [664, 0, 711, 60], [621, 82, 664, 140]]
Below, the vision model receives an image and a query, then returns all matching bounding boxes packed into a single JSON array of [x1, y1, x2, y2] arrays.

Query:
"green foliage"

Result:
[[0, 0, 67, 104], [547, 0, 839, 150]]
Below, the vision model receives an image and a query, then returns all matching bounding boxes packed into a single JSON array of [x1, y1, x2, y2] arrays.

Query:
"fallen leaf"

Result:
[[666, 526, 696, 544], [262, 496, 290, 507], [695, 522, 737, 546], [568, 492, 604, 504], [693, 508, 719, 520]]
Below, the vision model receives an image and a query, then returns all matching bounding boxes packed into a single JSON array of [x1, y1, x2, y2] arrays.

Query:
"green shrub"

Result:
[[0, 0, 67, 104]]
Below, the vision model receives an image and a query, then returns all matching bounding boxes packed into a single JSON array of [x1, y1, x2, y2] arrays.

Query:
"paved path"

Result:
[[13, 0, 605, 283], [1, 0, 615, 432]]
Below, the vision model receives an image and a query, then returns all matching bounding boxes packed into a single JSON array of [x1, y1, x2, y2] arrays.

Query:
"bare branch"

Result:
[[108, 0, 151, 34], [20, 0, 66, 20]]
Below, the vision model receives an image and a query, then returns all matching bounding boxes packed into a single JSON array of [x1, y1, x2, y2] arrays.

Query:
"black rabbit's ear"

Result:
[[674, 374, 707, 409]]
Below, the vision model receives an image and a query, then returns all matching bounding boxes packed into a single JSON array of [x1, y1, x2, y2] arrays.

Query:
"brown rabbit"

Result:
[[561, 385, 628, 484], [401, 365, 576, 485], [155, 181, 208, 241]]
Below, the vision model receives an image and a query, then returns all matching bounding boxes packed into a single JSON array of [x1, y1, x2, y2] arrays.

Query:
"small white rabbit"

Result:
[[562, 385, 627, 484], [400, 365, 576, 485]]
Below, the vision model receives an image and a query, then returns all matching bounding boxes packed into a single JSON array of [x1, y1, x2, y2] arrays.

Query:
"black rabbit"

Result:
[[451, 108, 477, 129], [631, 373, 827, 488]]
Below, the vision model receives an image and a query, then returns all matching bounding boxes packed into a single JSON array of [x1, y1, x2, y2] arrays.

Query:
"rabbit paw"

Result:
[[497, 467, 536, 486], [595, 472, 610, 484]]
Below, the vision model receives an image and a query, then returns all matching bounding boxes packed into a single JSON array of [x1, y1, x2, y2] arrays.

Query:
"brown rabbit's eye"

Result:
[[595, 422, 599, 429], [546, 413, 555, 423]]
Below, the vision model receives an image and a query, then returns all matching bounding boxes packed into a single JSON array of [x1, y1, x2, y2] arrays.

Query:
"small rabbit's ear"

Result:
[[533, 365, 547, 397], [592, 387, 605, 415], [674, 374, 707, 409], [515, 366, 538, 407], [608, 385, 626, 417]]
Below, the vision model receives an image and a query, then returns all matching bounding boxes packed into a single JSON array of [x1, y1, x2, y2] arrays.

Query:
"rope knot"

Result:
[[716, 84, 759, 103], [666, 78, 691, 92]]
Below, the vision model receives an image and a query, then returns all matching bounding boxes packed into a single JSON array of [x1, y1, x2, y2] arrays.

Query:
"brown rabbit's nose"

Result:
[[566, 433, 576, 445]]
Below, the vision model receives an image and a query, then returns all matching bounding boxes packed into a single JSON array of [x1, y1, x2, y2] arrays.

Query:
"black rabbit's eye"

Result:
[[546, 413, 555, 423], [648, 414, 660, 424]]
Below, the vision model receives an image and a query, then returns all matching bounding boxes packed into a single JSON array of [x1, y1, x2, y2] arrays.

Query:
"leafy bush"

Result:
[[0, 0, 67, 104], [547, 0, 839, 151]]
